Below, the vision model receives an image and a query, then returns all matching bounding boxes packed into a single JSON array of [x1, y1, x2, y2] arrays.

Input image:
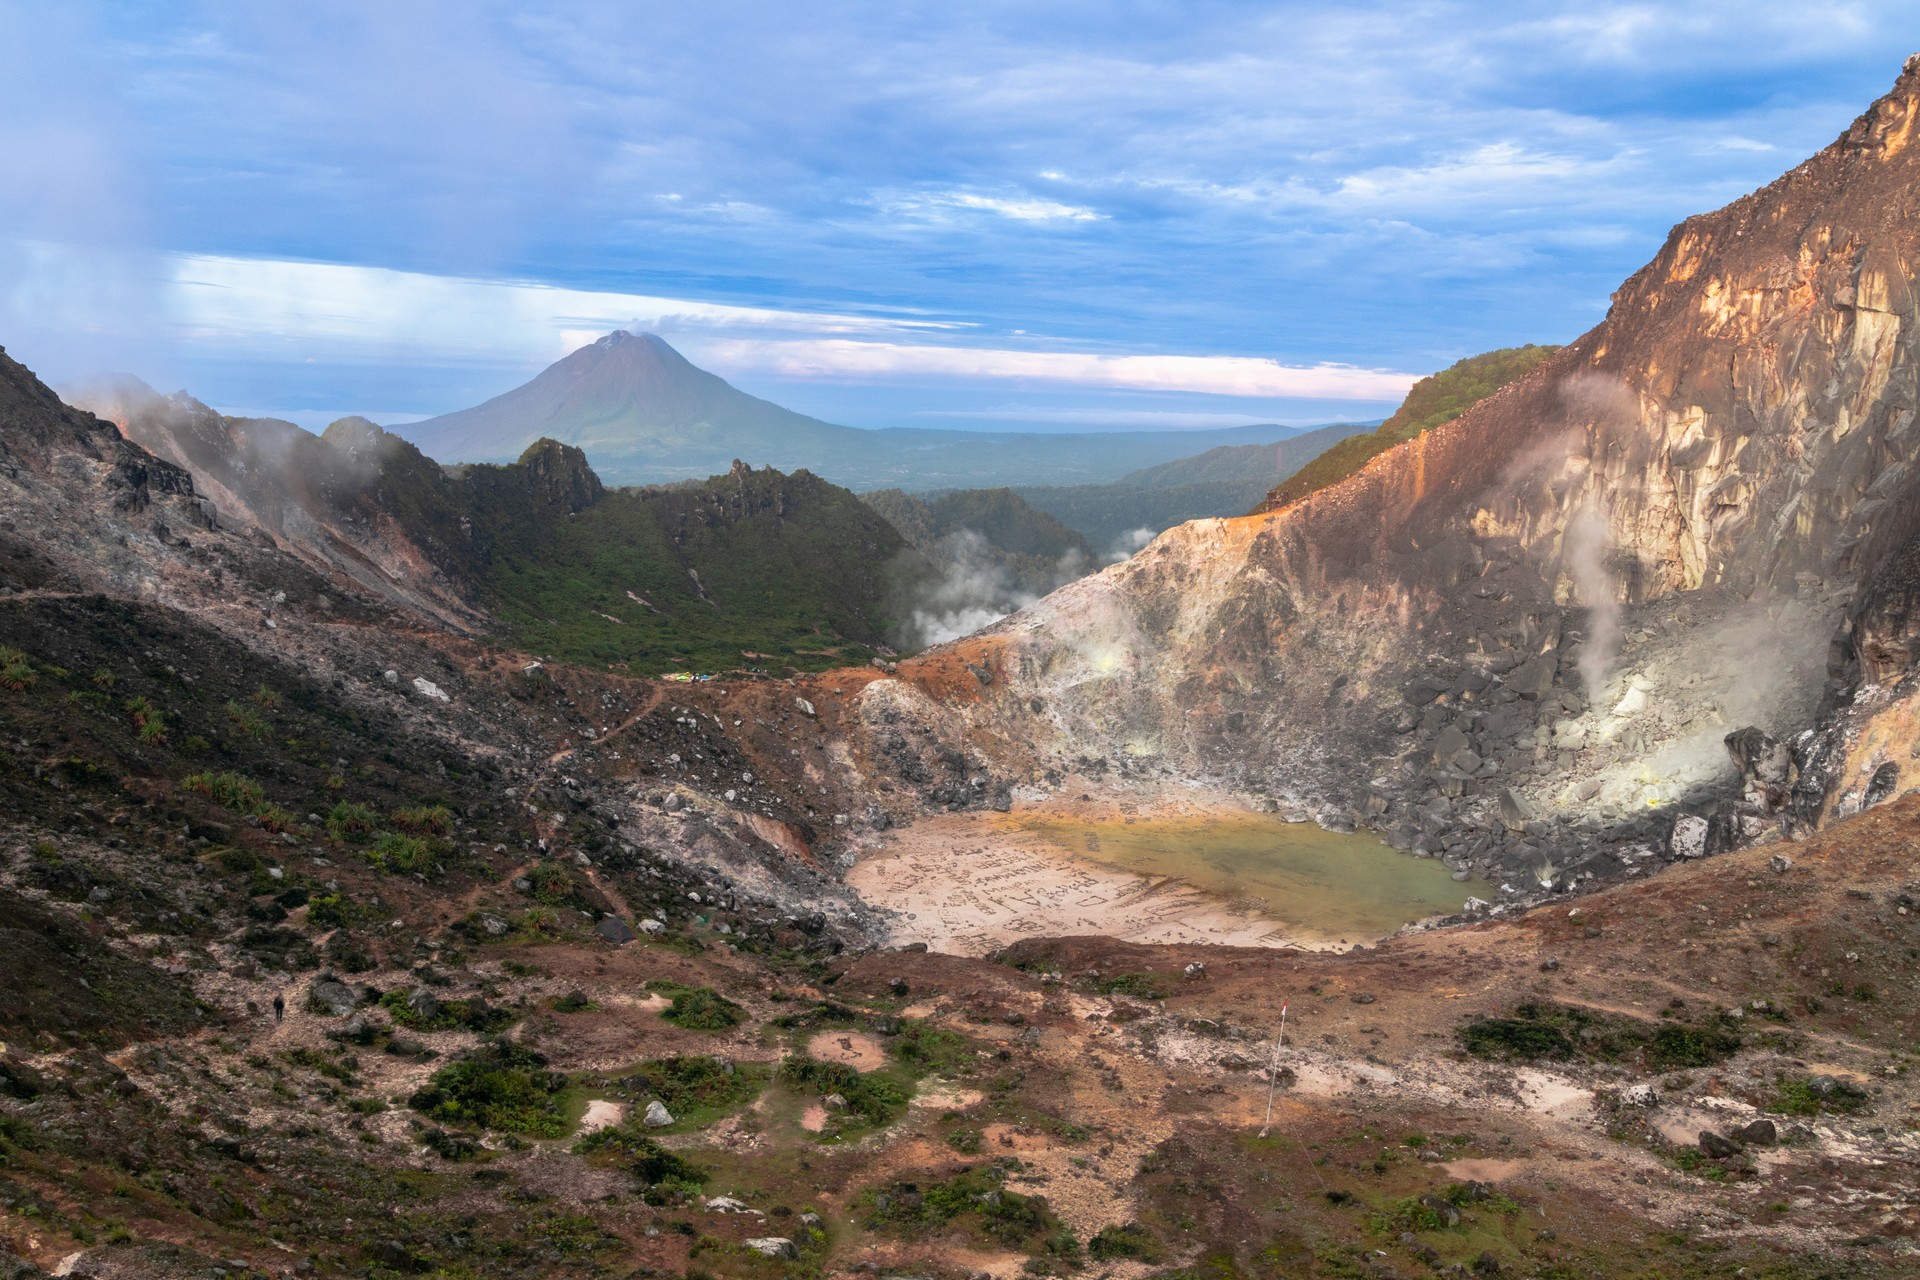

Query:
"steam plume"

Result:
[[1566, 506, 1619, 699]]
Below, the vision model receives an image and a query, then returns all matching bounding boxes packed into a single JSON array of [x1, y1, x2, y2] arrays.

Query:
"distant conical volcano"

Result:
[[397, 329, 1348, 490], [398, 330, 864, 477]]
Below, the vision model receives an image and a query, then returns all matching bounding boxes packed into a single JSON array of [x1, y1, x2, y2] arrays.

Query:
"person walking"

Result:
[[272, 993, 285, 1024]]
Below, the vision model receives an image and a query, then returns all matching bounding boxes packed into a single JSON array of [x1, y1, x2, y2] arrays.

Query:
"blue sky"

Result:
[[1, 2, 1913, 432]]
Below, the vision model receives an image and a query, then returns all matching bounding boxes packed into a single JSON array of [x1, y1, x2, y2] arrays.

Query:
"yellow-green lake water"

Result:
[[1013, 813, 1495, 943]]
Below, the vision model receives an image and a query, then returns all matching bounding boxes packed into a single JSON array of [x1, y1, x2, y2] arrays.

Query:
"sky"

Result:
[[0, 2, 1914, 433]]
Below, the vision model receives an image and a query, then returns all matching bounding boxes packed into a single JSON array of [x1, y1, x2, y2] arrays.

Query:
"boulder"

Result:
[[1431, 725, 1470, 762], [1498, 789, 1535, 832], [822, 1093, 848, 1111], [744, 1238, 798, 1259], [307, 977, 359, 1017], [1507, 655, 1557, 699], [594, 916, 635, 945], [477, 913, 509, 936], [1735, 1118, 1776, 1146], [1668, 815, 1709, 860], [1724, 726, 1792, 809], [1698, 1130, 1743, 1159], [1619, 1083, 1658, 1107], [405, 987, 440, 1023], [1416, 1193, 1460, 1227], [411, 676, 450, 703], [639, 918, 666, 934], [643, 1100, 674, 1127]]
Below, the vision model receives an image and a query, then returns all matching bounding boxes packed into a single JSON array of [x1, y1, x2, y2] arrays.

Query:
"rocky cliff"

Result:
[[895, 56, 1920, 900]]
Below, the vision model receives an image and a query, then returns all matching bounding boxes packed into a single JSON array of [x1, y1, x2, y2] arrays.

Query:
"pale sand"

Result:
[[807, 1030, 886, 1066], [846, 805, 1327, 957], [578, 1099, 626, 1134]]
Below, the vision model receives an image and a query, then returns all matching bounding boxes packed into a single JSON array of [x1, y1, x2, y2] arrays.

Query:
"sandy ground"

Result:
[[806, 1030, 887, 1065], [847, 799, 1346, 956], [579, 1099, 626, 1133]]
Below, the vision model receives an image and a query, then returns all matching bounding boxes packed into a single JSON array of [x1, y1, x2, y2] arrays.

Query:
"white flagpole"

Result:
[[1257, 999, 1289, 1138]]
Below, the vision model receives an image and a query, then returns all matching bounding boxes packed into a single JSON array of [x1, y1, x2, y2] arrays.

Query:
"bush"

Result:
[[778, 1057, 907, 1127], [224, 700, 267, 739], [366, 832, 442, 876], [391, 804, 454, 836], [325, 801, 380, 844], [890, 1019, 972, 1073], [632, 1055, 765, 1124], [183, 770, 267, 813], [1458, 1001, 1742, 1071], [662, 987, 744, 1031], [0, 647, 36, 693], [381, 988, 515, 1034], [575, 1128, 707, 1203], [865, 1164, 1063, 1249], [1088, 1222, 1159, 1261], [409, 1040, 568, 1136]]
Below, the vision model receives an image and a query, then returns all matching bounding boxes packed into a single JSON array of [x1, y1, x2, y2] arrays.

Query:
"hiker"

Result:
[[272, 993, 285, 1024]]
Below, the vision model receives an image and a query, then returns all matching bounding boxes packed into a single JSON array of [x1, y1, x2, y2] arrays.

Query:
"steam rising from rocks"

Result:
[[1566, 506, 1620, 699], [905, 528, 1088, 648]]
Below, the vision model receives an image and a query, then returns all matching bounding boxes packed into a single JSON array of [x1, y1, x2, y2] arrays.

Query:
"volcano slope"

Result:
[[881, 54, 1920, 913], [2, 60, 1920, 1280]]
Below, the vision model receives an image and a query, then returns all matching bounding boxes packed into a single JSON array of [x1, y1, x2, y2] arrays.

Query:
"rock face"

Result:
[[906, 57, 1920, 890]]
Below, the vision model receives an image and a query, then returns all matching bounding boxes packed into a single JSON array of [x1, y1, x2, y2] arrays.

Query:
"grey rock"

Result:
[[1508, 655, 1556, 699], [643, 1100, 674, 1127], [1498, 788, 1535, 832], [744, 1238, 798, 1259], [308, 977, 359, 1017], [1735, 1118, 1776, 1146], [1698, 1130, 1743, 1159], [405, 986, 440, 1023]]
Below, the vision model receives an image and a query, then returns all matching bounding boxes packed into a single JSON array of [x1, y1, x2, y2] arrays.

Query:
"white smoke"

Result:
[[1105, 526, 1157, 563], [1566, 506, 1620, 699], [905, 528, 1095, 648]]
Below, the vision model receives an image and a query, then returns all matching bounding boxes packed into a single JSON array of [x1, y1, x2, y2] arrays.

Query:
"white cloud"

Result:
[[149, 248, 961, 363], [878, 188, 1104, 224], [693, 338, 1416, 400]]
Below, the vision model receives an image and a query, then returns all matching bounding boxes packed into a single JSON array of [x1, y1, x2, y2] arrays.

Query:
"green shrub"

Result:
[[250, 684, 282, 709], [1458, 1001, 1741, 1071], [0, 647, 36, 693], [325, 801, 380, 844], [183, 770, 267, 813], [89, 667, 116, 690], [380, 988, 514, 1034], [391, 804, 454, 836], [864, 1164, 1063, 1249], [778, 1057, 907, 1127], [1767, 1075, 1867, 1116], [1646, 1022, 1744, 1071], [575, 1128, 708, 1203], [409, 1041, 567, 1136], [224, 700, 267, 739], [662, 987, 744, 1031], [890, 1019, 972, 1073], [366, 831, 442, 876], [632, 1055, 765, 1125], [1088, 1222, 1160, 1261], [256, 804, 300, 834]]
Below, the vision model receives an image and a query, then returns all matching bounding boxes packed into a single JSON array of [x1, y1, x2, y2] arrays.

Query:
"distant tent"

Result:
[[594, 916, 636, 945]]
